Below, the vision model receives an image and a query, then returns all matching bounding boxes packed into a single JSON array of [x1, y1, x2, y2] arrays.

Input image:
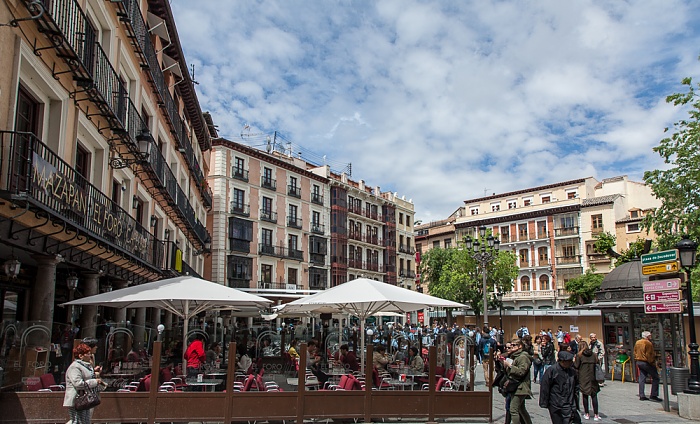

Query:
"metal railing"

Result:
[[257, 281, 298, 291], [311, 192, 323, 205], [260, 209, 277, 223], [556, 255, 581, 265], [258, 244, 303, 261], [230, 201, 250, 217], [232, 168, 249, 182], [261, 177, 276, 190], [0, 131, 162, 268], [227, 278, 251, 289], [288, 185, 301, 198], [554, 227, 579, 237], [229, 238, 250, 253], [311, 223, 325, 234], [287, 216, 302, 229]]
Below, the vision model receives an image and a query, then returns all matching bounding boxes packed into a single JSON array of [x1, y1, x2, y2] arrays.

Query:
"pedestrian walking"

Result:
[[575, 341, 601, 420], [499, 338, 533, 424], [532, 335, 544, 383], [541, 334, 556, 371], [63, 343, 104, 424], [539, 350, 579, 424], [634, 331, 661, 402]]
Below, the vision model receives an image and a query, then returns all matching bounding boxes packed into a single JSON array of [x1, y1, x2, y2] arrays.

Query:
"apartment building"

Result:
[[415, 215, 460, 293], [0, 0, 211, 370], [453, 176, 659, 310], [207, 138, 330, 301]]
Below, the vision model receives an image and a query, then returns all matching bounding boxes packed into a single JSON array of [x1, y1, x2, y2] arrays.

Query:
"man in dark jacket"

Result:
[[478, 329, 498, 384], [539, 351, 579, 424]]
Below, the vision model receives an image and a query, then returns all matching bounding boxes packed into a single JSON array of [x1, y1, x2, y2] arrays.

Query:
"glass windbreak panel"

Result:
[[0, 320, 53, 391]]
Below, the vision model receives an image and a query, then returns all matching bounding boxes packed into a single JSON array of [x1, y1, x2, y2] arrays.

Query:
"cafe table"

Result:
[[186, 378, 223, 392]]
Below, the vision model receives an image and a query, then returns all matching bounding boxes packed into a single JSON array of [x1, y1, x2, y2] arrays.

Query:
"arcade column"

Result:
[[79, 272, 101, 338], [29, 254, 63, 325]]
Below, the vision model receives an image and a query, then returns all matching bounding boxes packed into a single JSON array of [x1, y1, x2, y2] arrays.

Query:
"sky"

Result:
[[171, 0, 700, 222]]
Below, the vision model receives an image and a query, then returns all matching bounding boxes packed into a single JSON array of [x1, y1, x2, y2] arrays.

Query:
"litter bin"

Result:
[[670, 367, 689, 395]]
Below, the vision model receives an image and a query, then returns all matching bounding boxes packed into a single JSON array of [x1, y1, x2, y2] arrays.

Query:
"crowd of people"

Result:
[[489, 327, 661, 424]]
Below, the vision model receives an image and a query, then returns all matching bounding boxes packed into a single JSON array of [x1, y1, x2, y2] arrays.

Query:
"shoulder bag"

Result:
[[594, 363, 605, 383], [74, 386, 101, 411]]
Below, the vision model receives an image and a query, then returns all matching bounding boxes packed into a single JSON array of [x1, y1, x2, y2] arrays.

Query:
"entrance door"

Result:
[[13, 87, 40, 192]]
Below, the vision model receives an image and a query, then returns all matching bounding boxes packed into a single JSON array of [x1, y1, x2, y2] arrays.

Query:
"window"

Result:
[[591, 214, 603, 233], [227, 255, 252, 287], [567, 191, 577, 199], [508, 200, 517, 209], [518, 224, 528, 240], [261, 228, 273, 246], [541, 196, 551, 203], [523, 198, 532, 206], [491, 203, 500, 212], [312, 211, 320, 226], [288, 234, 298, 251], [537, 221, 547, 239], [627, 223, 640, 233], [75, 143, 91, 181], [539, 275, 550, 291], [630, 210, 639, 218], [538, 247, 548, 263], [521, 276, 530, 291], [235, 157, 245, 173], [289, 204, 298, 219], [519, 249, 529, 266], [290, 176, 298, 189], [229, 217, 253, 252], [261, 264, 273, 284], [406, 216, 411, 226], [433, 241, 440, 249], [470, 207, 479, 215], [233, 188, 245, 209], [500, 226, 510, 243], [312, 184, 322, 204], [287, 268, 298, 286], [562, 244, 576, 257], [399, 213, 404, 224], [444, 239, 451, 248]]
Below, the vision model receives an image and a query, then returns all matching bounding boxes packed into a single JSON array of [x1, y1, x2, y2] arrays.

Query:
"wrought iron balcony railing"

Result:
[[311, 192, 323, 205], [287, 216, 302, 229], [0, 131, 163, 271], [232, 168, 249, 182], [230, 201, 250, 217], [311, 223, 325, 235], [258, 244, 303, 261], [288, 185, 301, 198], [227, 278, 251, 289], [260, 209, 277, 223], [261, 177, 276, 191], [554, 227, 579, 237]]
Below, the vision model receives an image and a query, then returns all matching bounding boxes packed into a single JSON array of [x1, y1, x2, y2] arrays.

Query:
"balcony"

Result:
[[349, 231, 363, 242], [555, 227, 579, 237], [364, 234, 379, 245], [261, 177, 276, 191], [311, 193, 324, 205], [309, 279, 328, 290], [287, 216, 302, 229], [230, 202, 250, 217], [227, 279, 251, 289], [0, 131, 163, 272], [288, 185, 301, 198], [258, 244, 303, 261], [232, 168, 249, 182], [556, 255, 582, 266], [258, 281, 298, 291], [588, 253, 611, 264], [399, 245, 416, 255], [503, 290, 557, 299], [310, 253, 326, 266], [399, 270, 416, 279], [260, 209, 277, 223], [311, 223, 325, 235]]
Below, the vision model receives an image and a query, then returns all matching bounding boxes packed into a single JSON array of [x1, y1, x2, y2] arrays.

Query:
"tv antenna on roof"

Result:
[[190, 64, 199, 85]]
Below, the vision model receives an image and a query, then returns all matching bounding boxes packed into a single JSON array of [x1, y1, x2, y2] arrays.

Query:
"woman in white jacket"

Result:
[[63, 343, 103, 424]]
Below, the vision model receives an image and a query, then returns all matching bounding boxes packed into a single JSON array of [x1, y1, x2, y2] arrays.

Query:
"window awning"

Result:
[[147, 12, 171, 43], [162, 53, 183, 79]]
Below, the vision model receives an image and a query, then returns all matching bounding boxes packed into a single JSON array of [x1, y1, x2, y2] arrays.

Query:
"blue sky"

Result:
[[172, 0, 700, 222]]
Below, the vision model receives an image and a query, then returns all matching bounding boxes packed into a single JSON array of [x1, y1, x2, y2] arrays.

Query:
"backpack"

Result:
[[482, 339, 492, 356], [516, 328, 524, 339]]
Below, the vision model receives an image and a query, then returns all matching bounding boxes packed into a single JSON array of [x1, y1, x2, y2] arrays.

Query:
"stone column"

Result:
[[79, 272, 101, 338], [113, 280, 129, 324], [134, 307, 146, 349], [163, 311, 173, 329], [29, 254, 63, 326]]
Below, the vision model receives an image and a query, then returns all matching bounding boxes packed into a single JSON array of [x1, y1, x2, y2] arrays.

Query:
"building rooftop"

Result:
[[581, 194, 621, 207]]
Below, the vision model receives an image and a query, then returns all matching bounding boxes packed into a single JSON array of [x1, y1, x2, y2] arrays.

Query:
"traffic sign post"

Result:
[[644, 302, 682, 314], [642, 261, 680, 276], [641, 249, 678, 265], [643, 278, 681, 292]]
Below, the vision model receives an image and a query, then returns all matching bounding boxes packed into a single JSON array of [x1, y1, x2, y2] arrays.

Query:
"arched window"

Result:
[[521, 276, 530, 291], [539, 275, 550, 290]]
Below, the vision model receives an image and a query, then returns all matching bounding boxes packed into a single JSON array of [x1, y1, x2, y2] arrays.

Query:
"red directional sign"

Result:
[[643, 291, 681, 302], [644, 302, 682, 314], [643, 279, 681, 292]]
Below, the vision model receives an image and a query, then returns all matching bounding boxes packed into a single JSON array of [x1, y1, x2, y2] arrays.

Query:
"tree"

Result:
[[593, 231, 649, 267], [419, 231, 519, 325], [643, 76, 700, 301], [565, 267, 604, 306]]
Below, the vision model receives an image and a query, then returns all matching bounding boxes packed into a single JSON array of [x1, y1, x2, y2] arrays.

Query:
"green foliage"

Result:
[[643, 75, 700, 301], [419, 231, 519, 322], [565, 267, 604, 306], [594, 231, 649, 267]]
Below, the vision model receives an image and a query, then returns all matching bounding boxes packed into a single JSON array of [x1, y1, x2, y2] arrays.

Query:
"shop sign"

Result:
[[417, 311, 424, 323]]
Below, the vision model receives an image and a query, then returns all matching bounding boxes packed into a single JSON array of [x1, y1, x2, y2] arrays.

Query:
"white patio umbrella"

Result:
[[280, 277, 466, 372], [63, 275, 272, 370]]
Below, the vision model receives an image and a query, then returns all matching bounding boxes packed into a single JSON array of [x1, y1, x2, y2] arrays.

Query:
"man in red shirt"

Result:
[[184, 334, 206, 377], [339, 344, 359, 371]]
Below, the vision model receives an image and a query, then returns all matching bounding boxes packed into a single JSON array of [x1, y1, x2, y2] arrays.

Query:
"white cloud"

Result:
[[172, 0, 700, 220]]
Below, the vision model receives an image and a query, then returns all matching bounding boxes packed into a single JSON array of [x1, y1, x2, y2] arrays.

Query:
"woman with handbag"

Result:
[[574, 341, 601, 421], [63, 343, 103, 424]]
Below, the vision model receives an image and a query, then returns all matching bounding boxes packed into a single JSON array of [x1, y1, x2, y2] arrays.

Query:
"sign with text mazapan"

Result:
[[641, 249, 678, 265], [643, 278, 683, 314], [642, 261, 680, 275]]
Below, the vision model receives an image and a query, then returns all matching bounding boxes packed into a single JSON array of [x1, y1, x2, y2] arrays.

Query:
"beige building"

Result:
[[450, 176, 659, 310], [0, 0, 211, 383]]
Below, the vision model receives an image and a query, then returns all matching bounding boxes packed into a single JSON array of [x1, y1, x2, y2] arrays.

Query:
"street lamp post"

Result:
[[677, 236, 699, 395], [497, 291, 504, 342], [464, 226, 500, 330]]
